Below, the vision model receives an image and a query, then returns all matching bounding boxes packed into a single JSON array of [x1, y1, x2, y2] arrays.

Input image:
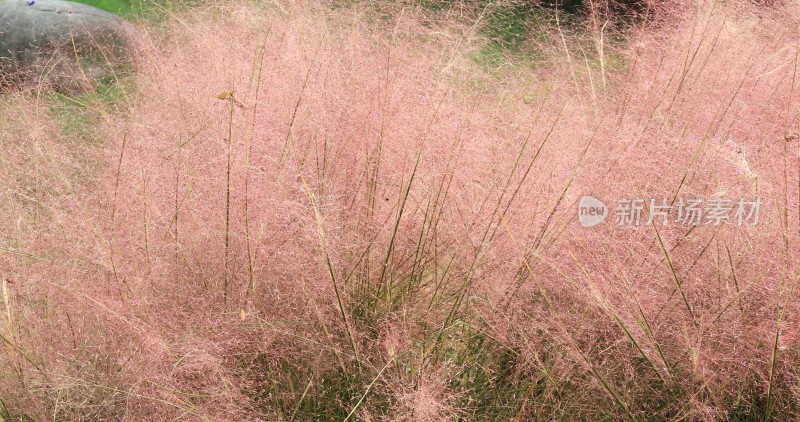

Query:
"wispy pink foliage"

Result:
[[1, 0, 799, 419]]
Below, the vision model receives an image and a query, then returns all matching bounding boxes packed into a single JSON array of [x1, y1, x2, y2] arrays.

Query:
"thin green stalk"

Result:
[[766, 273, 798, 421], [377, 153, 421, 306], [653, 224, 697, 327], [223, 86, 235, 304], [343, 358, 393, 422], [300, 177, 361, 369], [244, 30, 270, 304], [289, 377, 313, 422]]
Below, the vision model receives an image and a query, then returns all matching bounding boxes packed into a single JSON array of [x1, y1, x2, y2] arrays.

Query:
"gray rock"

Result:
[[0, 0, 133, 91]]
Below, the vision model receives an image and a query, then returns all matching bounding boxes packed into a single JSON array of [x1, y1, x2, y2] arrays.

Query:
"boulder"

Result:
[[0, 0, 133, 91]]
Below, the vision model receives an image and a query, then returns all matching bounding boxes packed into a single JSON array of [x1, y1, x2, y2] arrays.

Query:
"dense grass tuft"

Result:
[[1, 0, 800, 420]]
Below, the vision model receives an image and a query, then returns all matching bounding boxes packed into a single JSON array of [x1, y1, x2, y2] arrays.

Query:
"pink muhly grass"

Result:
[[0, 0, 798, 420]]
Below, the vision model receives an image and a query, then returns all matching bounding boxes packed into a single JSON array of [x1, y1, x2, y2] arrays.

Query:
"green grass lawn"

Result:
[[71, 0, 192, 20], [72, 0, 147, 17]]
